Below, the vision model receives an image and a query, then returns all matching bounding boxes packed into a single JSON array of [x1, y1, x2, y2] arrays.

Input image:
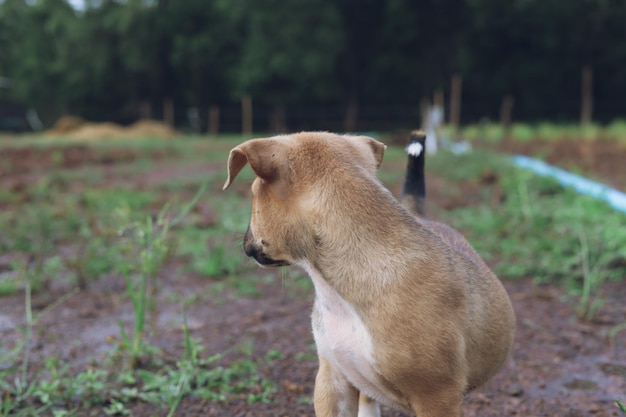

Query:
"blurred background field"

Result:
[[0, 132, 625, 416], [1, 0, 626, 416]]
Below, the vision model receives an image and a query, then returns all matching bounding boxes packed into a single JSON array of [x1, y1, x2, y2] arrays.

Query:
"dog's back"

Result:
[[400, 131, 515, 390], [401, 130, 483, 265]]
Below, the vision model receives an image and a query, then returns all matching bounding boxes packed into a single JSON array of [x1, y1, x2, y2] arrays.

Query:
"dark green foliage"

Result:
[[2, 0, 626, 127]]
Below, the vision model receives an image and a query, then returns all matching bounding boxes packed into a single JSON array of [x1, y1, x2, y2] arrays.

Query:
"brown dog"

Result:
[[223, 132, 515, 417]]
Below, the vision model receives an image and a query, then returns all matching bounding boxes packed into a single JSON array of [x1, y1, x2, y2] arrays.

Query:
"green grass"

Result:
[[457, 120, 626, 143], [428, 150, 626, 320]]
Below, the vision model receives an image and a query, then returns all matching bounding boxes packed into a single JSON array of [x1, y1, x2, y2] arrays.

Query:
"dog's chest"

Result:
[[302, 263, 399, 403], [312, 282, 375, 374]]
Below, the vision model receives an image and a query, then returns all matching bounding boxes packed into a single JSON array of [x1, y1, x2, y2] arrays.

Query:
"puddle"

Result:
[[0, 314, 15, 332], [598, 362, 626, 378], [522, 354, 626, 403], [563, 378, 599, 390]]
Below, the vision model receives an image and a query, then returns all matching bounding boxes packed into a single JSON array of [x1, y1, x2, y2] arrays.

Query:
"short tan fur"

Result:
[[224, 132, 515, 417]]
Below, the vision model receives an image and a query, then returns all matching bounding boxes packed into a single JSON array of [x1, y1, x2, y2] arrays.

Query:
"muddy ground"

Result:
[[0, 137, 625, 416]]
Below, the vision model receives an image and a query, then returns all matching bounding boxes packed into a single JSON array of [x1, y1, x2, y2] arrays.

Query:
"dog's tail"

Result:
[[401, 130, 427, 216]]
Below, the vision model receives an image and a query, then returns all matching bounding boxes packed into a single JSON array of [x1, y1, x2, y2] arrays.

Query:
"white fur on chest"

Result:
[[301, 262, 403, 407]]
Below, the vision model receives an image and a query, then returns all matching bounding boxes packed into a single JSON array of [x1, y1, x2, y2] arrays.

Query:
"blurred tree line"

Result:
[[1, 0, 625, 132]]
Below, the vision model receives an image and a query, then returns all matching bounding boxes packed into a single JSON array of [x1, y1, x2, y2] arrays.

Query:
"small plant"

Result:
[[103, 399, 130, 416], [576, 228, 605, 321], [617, 399, 626, 413], [0, 282, 78, 414], [113, 181, 208, 369], [116, 207, 172, 369]]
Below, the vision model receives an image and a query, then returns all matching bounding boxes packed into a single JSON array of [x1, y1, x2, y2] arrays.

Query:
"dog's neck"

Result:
[[297, 171, 428, 305]]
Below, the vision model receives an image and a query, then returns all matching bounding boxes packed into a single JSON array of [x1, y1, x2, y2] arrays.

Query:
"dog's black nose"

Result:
[[243, 225, 256, 258], [244, 241, 277, 265], [242, 227, 267, 261], [243, 225, 289, 267], [243, 240, 258, 258]]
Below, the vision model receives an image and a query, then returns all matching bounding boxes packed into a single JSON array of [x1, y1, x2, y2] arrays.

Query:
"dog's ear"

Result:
[[350, 135, 387, 169], [223, 138, 286, 190], [367, 137, 386, 168]]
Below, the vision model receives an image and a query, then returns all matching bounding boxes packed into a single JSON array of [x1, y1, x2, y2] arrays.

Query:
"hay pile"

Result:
[[126, 119, 176, 138], [46, 116, 175, 139], [47, 115, 85, 134]]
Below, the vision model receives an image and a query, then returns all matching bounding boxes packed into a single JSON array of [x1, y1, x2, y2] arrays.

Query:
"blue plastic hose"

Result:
[[511, 155, 626, 214]]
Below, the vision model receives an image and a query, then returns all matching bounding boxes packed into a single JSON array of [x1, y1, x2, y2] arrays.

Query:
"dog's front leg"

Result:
[[314, 355, 359, 417], [358, 392, 380, 417]]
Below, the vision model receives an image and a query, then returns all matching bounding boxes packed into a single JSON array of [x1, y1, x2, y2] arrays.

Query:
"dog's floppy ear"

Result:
[[223, 138, 286, 190]]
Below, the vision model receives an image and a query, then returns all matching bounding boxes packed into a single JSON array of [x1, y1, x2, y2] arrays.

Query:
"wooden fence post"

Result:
[[344, 96, 358, 133], [499, 95, 514, 130], [163, 98, 174, 127], [419, 98, 430, 128], [449, 74, 462, 131], [208, 105, 220, 135], [242, 96, 252, 136], [580, 65, 593, 125]]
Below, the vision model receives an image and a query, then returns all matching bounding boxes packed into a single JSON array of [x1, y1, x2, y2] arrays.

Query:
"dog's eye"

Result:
[[261, 239, 267, 245]]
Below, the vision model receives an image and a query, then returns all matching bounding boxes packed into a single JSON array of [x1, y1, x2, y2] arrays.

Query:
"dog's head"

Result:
[[223, 132, 386, 268]]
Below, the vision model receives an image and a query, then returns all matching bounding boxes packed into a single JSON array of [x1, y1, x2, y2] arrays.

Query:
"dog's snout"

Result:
[[242, 225, 289, 267]]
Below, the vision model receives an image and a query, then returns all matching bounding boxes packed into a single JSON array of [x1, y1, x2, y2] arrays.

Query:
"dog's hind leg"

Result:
[[314, 356, 359, 417], [409, 387, 463, 417], [357, 392, 380, 417]]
